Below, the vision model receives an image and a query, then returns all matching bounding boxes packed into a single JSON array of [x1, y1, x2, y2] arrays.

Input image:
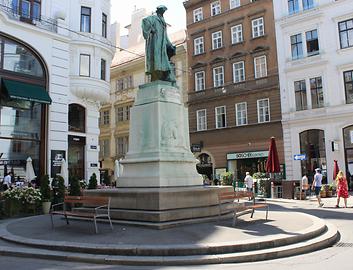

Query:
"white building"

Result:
[[274, 0, 353, 186], [0, 0, 114, 184]]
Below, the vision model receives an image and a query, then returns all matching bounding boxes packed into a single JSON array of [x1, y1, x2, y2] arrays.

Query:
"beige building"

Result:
[[99, 9, 188, 177]]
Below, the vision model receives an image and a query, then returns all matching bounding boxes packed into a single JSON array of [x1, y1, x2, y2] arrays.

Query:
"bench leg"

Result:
[[108, 216, 113, 231], [94, 216, 98, 234], [250, 208, 255, 218], [232, 210, 237, 226], [65, 214, 69, 225], [50, 214, 54, 229], [266, 206, 269, 220]]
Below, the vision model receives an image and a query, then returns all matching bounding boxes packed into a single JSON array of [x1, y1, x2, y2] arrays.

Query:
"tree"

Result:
[[88, 173, 98, 190], [40, 175, 51, 202], [69, 175, 81, 196]]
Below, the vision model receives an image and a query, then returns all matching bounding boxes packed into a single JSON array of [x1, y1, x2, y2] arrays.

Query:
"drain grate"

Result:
[[336, 242, 353, 248]]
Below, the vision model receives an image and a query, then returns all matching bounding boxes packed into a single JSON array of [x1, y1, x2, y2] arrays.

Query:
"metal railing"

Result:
[[0, 0, 57, 33]]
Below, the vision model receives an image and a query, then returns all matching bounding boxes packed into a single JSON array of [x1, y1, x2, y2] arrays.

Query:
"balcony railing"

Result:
[[0, 0, 57, 33], [188, 75, 279, 103]]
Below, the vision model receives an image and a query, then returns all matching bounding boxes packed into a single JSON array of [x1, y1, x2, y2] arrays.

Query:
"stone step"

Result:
[[0, 223, 339, 266]]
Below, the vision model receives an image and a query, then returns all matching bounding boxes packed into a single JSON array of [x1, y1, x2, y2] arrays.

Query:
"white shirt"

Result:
[[313, 173, 323, 187], [3, 175, 12, 187], [244, 175, 253, 188]]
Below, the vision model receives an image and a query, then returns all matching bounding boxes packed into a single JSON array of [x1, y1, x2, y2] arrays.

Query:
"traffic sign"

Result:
[[294, 154, 306, 161]]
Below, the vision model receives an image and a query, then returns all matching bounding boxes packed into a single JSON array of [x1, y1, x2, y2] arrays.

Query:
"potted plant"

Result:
[[52, 175, 66, 204], [69, 175, 81, 196], [40, 175, 51, 214], [320, 186, 326, 198], [88, 173, 98, 190], [221, 172, 233, 186]]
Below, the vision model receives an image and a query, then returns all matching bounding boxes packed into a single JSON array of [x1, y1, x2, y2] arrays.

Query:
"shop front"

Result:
[[0, 33, 51, 181], [227, 151, 269, 182]]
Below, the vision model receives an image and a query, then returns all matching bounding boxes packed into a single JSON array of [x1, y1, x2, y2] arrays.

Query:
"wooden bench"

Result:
[[50, 196, 113, 233], [218, 190, 269, 226]]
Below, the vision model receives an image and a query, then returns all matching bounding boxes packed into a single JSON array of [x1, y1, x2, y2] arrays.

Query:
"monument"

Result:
[[86, 6, 232, 228]]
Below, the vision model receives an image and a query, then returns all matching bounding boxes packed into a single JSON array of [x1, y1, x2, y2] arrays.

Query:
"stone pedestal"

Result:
[[117, 81, 203, 187]]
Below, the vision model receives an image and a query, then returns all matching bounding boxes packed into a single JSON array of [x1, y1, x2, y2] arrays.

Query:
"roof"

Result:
[[111, 29, 186, 68]]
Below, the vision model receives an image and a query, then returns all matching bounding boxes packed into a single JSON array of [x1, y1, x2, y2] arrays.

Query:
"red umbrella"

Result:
[[333, 160, 339, 180], [266, 137, 280, 173]]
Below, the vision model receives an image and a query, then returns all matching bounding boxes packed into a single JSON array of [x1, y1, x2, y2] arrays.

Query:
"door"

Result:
[[68, 135, 85, 180]]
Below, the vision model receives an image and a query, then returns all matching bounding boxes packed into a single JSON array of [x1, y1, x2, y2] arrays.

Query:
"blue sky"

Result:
[[111, 0, 186, 34]]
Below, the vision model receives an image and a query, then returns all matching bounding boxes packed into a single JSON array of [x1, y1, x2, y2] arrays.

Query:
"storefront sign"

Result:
[[90, 163, 98, 168], [50, 150, 66, 178], [227, 151, 268, 160], [191, 144, 202, 152]]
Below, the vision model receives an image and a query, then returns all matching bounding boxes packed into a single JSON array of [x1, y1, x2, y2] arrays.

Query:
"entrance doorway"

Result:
[[68, 135, 85, 180], [343, 125, 353, 190]]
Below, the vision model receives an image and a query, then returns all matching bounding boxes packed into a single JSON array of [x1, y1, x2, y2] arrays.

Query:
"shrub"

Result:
[[52, 175, 66, 204], [102, 170, 111, 186], [69, 175, 81, 196], [40, 175, 51, 202], [221, 172, 233, 186], [88, 173, 98, 190]]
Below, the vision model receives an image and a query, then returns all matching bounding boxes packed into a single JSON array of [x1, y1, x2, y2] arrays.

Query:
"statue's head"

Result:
[[156, 5, 167, 15]]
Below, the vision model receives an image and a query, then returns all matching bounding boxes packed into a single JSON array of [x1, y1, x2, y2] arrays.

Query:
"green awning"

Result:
[[1, 79, 51, 104]]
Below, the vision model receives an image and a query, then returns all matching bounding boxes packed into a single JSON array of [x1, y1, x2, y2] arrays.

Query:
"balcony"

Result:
[[0, 0, 57, 33], [188, 75, 279, 104], [70, 76, 110, 103]]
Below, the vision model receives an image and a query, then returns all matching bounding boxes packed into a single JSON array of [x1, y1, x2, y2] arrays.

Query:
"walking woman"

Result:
[[335, 171, 349, 208]]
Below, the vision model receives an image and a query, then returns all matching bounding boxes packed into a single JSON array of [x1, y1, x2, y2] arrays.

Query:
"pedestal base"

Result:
[[84, 186, 233, 229]]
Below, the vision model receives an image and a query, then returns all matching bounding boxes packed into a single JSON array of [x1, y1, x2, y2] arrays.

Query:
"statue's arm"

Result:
[[142, 17, 154, 40]]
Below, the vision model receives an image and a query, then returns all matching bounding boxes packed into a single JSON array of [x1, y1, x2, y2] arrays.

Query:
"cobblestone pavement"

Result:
[[0, 195, 352, 270]]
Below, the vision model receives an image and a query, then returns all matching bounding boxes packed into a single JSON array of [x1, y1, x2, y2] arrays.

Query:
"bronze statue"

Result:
[[142, 5, 176, 84]]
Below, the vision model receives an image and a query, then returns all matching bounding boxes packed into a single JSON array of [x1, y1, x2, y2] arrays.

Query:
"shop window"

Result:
[[300, 129, 327, 183], [68, 104, 85, 133]]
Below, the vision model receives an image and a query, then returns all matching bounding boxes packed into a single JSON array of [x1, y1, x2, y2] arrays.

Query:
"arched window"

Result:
[[300, 129, 327, 183], [0, 35, 44, 78], [68, 104, 86, 133]]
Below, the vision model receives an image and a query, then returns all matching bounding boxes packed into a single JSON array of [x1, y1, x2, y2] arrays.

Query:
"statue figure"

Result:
[[142, 5, 176, 84]]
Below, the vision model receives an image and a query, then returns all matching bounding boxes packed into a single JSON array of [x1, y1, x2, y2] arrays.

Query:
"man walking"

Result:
[[312, 168, 324, 207]]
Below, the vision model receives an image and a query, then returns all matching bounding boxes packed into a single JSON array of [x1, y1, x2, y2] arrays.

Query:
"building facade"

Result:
[[99, 9, 188, 175], [274, 0, 353, 186], [184, 0, 284, 181], [0, 0, 114, 184]]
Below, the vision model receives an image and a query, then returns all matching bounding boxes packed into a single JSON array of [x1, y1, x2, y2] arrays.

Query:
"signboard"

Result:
[[50, 150, 66, 178], [227, 151, 268, 160], [294, 154, 306, 161], [331, 141, 339, 151], [191, 144, 202, 153], [90, 145, 97, 150], [90, 163, 98, 168]]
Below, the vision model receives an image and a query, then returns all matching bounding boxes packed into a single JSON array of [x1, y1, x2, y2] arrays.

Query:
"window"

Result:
[[69, 104, 85, 132], [80, 6, 91, 33], [194, 37, 204, 55], [231, 24, 243, 44], [288, 0, 299, 14], [215, 106, 226, 128], [12, 0, 41, 21], [212, 31, 223, 50], [196, 109, 207, 131], [254, 56, 267, 79], [102, 13, 107, 38], [100, 59, 106, 80], [117, 137, 129, 156], [236, 102, 247, 126], [211, 1, 221, 16], [339, 19, 353, 49], [195, 71, 205, 91], [117, 76, 133, 90], [79, 54, 90, 77], [213, 66, 224, 87], [302, 0, 314, 10], [257, 99, 270, 123], [252, 17, 264, 38], [115, 106, 131, 122], [102, 110, 110, 125], [233, 61, 245, 83], [306, 30, 319, 56], [310, 77, 324, 109], [291, 34, 303, 60], [344, 70, 353, 104], [230, 0, 240, 9], [193, 7, 203, 22], [294, 80, 307, 111], [100, 139, 110, 157]]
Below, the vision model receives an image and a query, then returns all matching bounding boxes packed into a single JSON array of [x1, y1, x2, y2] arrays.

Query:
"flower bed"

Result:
[[3, 187, 42, 216]]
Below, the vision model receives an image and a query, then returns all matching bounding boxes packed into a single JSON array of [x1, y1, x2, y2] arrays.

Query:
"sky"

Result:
[[111, 0, 186, 35]]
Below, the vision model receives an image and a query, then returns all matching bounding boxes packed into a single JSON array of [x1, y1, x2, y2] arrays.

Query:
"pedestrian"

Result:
[[2, 171, 13, 191], [244, 172, 254, 192], [312, 168, 324, 207], [335, 171, 349, 208]]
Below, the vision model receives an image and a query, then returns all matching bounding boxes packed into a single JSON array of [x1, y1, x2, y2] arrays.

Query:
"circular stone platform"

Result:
[[0, 211, 339, 265]]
